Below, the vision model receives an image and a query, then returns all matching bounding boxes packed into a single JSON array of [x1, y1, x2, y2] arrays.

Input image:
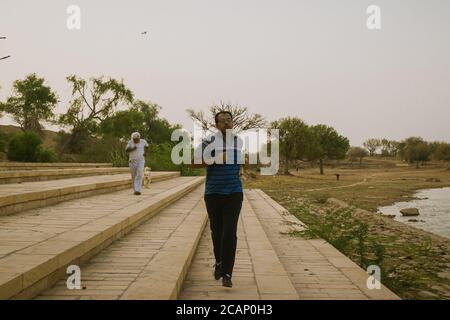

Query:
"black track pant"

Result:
[[204, 192, 243, 277]]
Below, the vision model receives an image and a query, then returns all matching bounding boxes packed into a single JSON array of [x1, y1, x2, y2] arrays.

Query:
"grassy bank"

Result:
[[245, 163, 450, 299]]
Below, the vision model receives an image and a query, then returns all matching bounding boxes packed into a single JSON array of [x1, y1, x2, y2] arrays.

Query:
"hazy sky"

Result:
[[1, 0, 449, 146]]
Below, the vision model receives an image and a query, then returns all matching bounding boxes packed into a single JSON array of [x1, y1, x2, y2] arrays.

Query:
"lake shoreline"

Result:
[[378, 187, 450, 239], [246, 166, 450, 299]]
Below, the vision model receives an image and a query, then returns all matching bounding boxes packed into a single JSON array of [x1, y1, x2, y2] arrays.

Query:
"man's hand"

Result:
[[143, 146, 149, 157], [125, 145, 138, 153]]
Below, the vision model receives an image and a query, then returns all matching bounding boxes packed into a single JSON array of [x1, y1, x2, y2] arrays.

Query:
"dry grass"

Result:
[[245, 160, 450, 299], [246, 164, 450, 212]]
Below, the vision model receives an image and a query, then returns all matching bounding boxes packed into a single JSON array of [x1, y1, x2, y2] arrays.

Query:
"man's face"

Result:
[[133, 137, 140, 144], [216, 113, 233, 134]]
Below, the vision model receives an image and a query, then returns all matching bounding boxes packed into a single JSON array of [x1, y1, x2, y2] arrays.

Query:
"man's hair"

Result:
[[131, 132, 141, 139], [214, 111, 233, 124]]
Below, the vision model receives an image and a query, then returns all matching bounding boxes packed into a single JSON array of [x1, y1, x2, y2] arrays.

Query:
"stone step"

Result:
[[36, 186, 207, 300], [245, 189, 400, 300], [0, 167, 131, 184], [0, 176, 205, 299], [0, 172, 180, 216], [180, 195, 299, 300], [0, 162, 112, 171], [3, 185, 401, 300], [34, 191, 299, 300]]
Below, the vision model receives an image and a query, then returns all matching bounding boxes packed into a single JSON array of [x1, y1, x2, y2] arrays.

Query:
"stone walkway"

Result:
[[245, 189, 399, 300], [0, 176, 199, 260], [180, 196, 299, 300], [0, 174, 131, 198], [33, 188, 400, 300], [0, 167, 130, 184], [35, 186, 205, 300], [0, 172, 179, 216], [179, 218, 260, 300], [0, 162, 401, 300]]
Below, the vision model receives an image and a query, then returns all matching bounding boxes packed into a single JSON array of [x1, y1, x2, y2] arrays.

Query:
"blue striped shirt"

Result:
[[203, 132, 243, 195]]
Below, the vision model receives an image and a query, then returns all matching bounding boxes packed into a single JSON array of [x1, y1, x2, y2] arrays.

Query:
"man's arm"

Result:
[[191, 149, 226, 168], [125, 141, 137, 153]]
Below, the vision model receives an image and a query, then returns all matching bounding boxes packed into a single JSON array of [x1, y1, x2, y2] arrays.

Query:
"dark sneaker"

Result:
[[222, 274, 232, 288], [134, 191, 141, 195], [214, 262, 222, 280]]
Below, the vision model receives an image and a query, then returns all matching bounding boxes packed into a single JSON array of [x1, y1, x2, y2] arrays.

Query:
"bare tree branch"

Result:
[[186, 101, 267, 132]]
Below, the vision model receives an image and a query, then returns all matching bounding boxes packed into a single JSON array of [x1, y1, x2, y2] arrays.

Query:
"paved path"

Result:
[[35, 186, 205, 300], [245, 189, 399, 300], [0, 170, 400, 300], [179, 218, 261, 300], [0, 176, 198, 259]]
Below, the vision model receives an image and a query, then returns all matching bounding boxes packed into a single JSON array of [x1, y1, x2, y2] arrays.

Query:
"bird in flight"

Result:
[[1, 37, 10, 61]]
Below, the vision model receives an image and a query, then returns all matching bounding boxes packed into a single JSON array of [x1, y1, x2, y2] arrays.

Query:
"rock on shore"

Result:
[[400, 208, 420, 216]]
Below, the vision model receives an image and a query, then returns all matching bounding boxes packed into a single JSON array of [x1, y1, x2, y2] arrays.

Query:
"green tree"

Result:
[[0, 130, 10, 153], [58, 75, 134, 155], [147, 143, 180, 171], [388, 140, 400, 157], [0, 74, 58, 132], [100, 100, 180, 145], [380, 139, 400, 157], [399, 137, 432, 168], [363, 138, 381, 156], [271, 117, 312, 175], [431, 142, 450, 161], [380, 138, 390, 157], [348, 146, 368, 164], [99, 107, 145, 139], [6, 131, 55, 162], [309, 124, 350, 175]]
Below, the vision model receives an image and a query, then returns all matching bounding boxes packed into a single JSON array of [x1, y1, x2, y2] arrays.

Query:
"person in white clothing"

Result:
[[125, 132, 149, 195]]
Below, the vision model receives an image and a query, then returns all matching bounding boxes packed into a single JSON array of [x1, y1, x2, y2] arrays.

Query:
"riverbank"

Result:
[[245, 164, 450, 299], [378, 187, 450, 239]]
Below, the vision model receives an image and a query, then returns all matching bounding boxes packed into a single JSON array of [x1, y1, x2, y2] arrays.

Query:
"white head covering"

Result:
[[131, 132, 140, 139]]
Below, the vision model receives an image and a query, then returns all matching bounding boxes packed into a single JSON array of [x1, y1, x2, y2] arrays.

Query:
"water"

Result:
[[377, 187, 450, 239]]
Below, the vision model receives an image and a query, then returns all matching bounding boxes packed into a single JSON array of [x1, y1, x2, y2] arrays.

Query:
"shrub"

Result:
[[313, 193, 329, 204], [0, 130, 10, 153], [180, 164, 204, 176], [110, 148, 128, 167], [7, 131, 56, 162], [38, 149, 57, 162], [146, 143, 179, 171], [7, 131, 42, 162], [76, 135, 124, 164]]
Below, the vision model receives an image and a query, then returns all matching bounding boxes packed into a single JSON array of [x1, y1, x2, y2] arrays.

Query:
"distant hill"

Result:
[[0, 125, 60, 150]]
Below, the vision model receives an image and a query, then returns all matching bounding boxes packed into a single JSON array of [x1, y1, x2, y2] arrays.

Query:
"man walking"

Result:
[[126, 132, 149, 195], [193, 111, 244, 288]]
